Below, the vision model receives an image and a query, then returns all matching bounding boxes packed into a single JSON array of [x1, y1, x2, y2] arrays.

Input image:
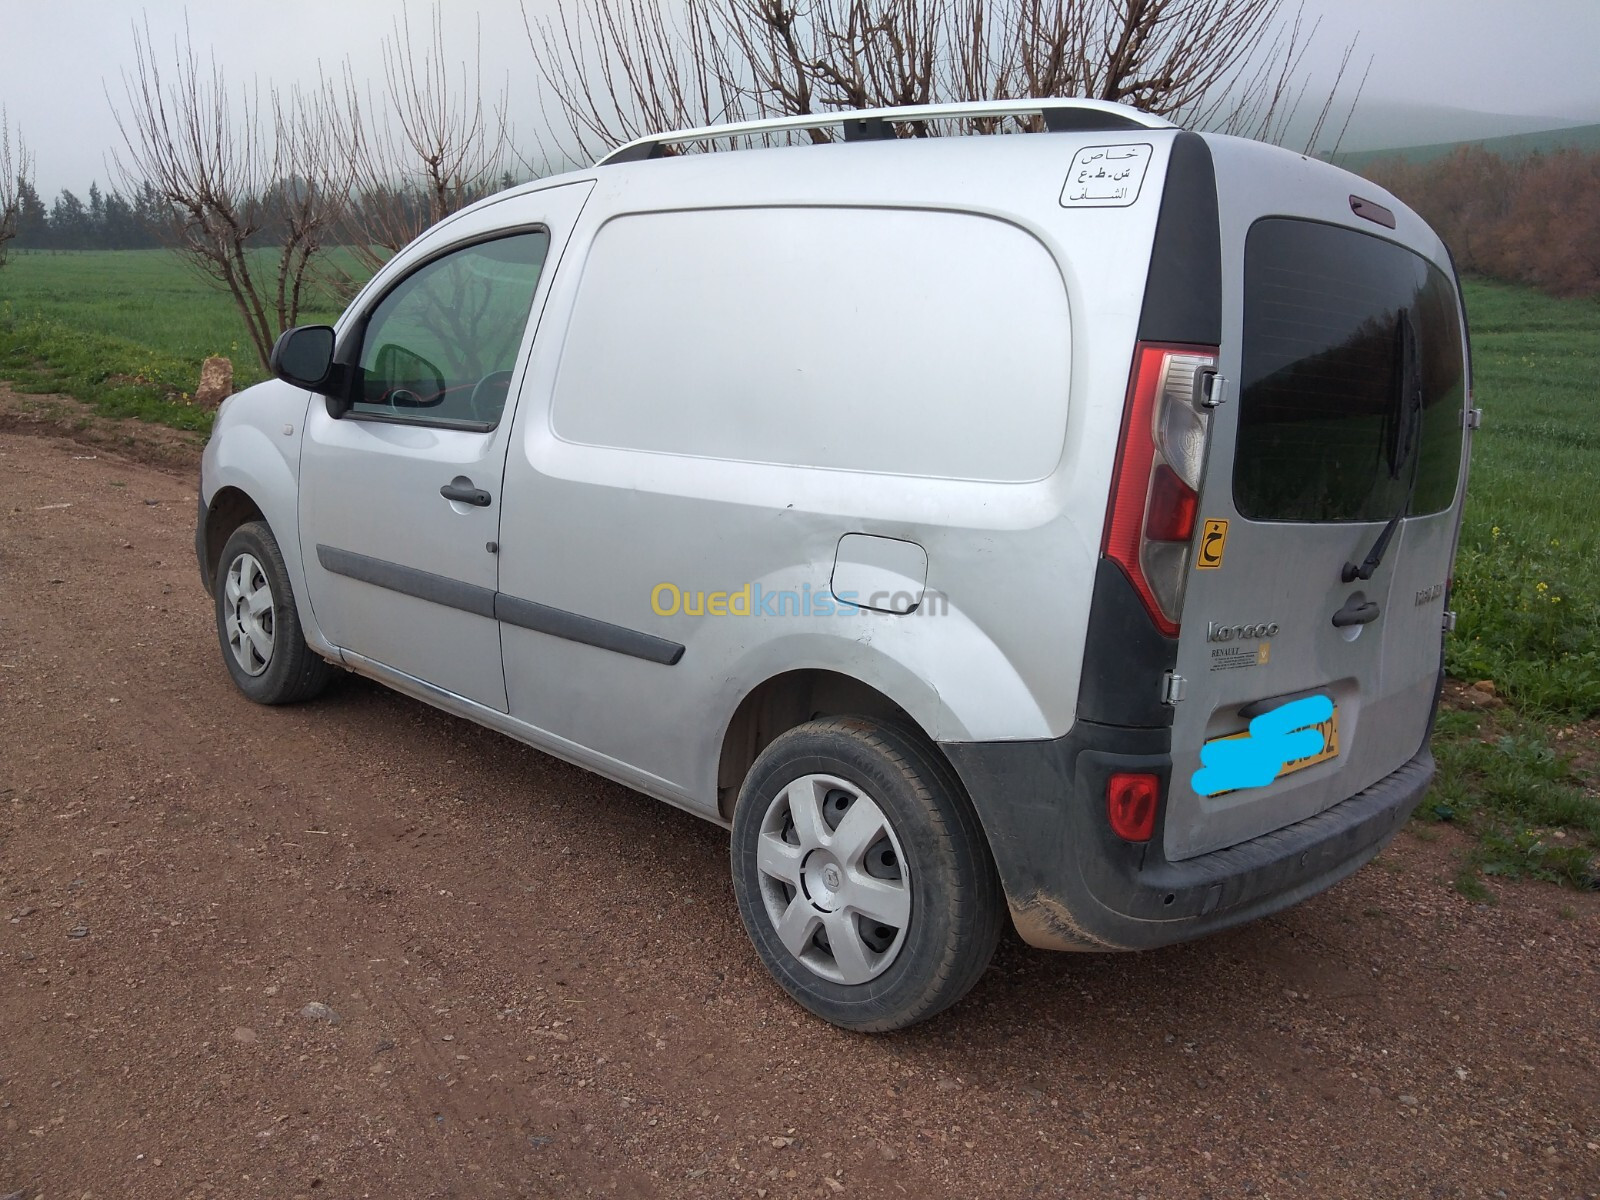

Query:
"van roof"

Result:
[[451, 100, 1430, 274]]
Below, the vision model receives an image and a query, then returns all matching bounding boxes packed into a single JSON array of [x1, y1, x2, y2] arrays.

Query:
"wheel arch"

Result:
[[202, 409, 332, 658], [201, 486, 265, 592], [715, 668, 943, 824]]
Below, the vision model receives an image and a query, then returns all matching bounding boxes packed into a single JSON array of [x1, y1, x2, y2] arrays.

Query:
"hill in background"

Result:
[[1226, 96, 1598, 168], [1331, 99, 1588, 153], [1336, 120, 1600, 172]]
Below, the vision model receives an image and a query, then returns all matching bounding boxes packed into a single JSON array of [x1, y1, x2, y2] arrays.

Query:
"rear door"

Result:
[[1165, 215, 1468, 860]]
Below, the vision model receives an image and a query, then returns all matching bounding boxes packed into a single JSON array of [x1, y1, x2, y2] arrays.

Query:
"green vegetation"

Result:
[[1416, 279, 1599, 893], [1425, 709, 1599, 891], [1450, 281, 1600, 718], [0, 254, 1594, 891], [0, 249, 355, 429]]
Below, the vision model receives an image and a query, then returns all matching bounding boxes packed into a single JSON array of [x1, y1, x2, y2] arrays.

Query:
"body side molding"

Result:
[[315, 545, 684, 666]]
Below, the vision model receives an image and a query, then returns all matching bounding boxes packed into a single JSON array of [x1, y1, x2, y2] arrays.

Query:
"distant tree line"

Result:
[[1364, 146, 1600, 298], [8, 179, 170, 250], [4, 174, 520, 254]]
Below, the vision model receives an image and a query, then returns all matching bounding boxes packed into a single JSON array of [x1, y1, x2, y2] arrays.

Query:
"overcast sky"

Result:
[[4, 0, 1600, 197]]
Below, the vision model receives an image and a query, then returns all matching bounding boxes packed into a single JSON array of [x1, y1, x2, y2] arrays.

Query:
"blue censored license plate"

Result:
[[1205, 705, 1340, 783]]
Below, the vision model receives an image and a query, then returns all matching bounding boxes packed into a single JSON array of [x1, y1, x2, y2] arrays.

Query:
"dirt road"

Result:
[[2, 428, 1597, 1199]]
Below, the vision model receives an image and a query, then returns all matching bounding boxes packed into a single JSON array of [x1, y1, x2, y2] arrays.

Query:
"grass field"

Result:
[[0, 250, 1595, 891], [0, 249, 355, 429]]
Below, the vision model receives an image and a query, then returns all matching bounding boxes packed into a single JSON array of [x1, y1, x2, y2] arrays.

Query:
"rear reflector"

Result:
[[1144, 463, 1198, 542], [1107, 774, 1158, 838], [1107, 772, 1160, 842]]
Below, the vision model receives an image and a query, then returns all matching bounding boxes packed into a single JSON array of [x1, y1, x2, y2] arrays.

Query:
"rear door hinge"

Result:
[[1442, 609, 1457, 633], [1466, 407, 1483, 430], [1161, 672, 1187, 705]]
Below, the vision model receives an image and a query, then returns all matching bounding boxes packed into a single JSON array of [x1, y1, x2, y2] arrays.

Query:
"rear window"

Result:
[[1233, 218, 1465, 522]]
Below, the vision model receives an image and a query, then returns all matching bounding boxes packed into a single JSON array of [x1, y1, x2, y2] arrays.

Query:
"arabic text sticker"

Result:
[[1059, 144, 1153, 209]]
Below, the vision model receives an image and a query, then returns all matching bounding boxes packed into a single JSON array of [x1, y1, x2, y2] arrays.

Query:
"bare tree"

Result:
[[331, 5, 514, 281], [109, 19, 349, 370], [526, 0, 1361, 165], [0, 106, 33, 268]]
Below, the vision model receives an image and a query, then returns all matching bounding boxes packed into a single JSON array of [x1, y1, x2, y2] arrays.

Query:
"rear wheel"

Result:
[[730, 716, 1003, 1032], [213, 521, 334, 705]]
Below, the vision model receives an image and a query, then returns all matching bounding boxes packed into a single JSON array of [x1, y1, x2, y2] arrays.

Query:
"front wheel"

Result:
[[213, 520, 334, 705], [730, 716, 1004, 1032]]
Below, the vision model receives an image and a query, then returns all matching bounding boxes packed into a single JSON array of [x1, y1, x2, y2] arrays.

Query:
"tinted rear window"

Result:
[[1233, 218, 1465, 522]]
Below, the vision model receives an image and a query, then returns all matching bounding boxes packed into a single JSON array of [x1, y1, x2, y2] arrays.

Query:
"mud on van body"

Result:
[[198, 100, 1473, 1031]]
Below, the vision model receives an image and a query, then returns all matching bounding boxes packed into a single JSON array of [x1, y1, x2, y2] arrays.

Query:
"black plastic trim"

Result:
[[1331, 598, 1382, 628], [194, 489, 211, 592], [314, 544, 685, 666], [495, 594, 685, 666], [1238, 685, 1329, 720], [1041, 109, 1148, 133], [1076, 558, 1180, 728], [340, 410, 497, 434], [603, 141, 663, 164], [1136, 131, 1222, 345], [943, 717, 1434, 952], [317, 545, 496, 617], [842, 117, 893, 142]]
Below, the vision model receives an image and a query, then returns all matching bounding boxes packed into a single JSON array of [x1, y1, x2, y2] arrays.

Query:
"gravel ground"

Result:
[[1, 425, 1597, 1200]]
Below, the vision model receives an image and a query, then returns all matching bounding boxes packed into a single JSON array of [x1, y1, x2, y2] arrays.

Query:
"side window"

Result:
[[353, 231, 550, 428]]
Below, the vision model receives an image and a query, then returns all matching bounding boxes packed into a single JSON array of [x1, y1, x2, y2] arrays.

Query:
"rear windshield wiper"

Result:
[[1342, 310, 1423, 583]]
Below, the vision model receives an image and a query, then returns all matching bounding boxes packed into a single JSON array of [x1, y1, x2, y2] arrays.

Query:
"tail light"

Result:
[[1102, 343, 1220, 636]]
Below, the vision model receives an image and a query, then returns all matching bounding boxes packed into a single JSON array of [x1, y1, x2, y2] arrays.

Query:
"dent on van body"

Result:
[[493, 498, 1061, 807]]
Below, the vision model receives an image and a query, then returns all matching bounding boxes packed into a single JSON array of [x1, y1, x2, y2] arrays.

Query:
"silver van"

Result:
[[196, 99, 1474, 1031]]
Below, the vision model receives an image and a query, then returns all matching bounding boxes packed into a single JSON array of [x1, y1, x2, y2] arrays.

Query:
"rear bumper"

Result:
[[942, 721, 1433, 952]]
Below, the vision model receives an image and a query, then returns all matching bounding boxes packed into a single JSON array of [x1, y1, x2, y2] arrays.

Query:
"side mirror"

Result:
[[269, 325, 337, 391], [372, 342, 447, 406]]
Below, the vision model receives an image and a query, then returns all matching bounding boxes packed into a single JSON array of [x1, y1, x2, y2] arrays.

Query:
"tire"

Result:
[[213, 520, 334, 705], [730, 715, 1004, 1032]]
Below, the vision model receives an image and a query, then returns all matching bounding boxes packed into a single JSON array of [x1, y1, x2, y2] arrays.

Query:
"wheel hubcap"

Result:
[[223, 552, 275, 677], [802, 852, 846, 911], [755, 774, 911, 985]]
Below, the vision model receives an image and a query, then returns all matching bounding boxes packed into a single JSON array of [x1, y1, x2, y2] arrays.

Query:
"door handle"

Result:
[[440, 478, 492, 507], [1331, 598, 1381, 628]]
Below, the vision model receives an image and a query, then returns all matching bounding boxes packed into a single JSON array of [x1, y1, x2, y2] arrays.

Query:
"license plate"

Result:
[[1204, 704, 1340, 784]]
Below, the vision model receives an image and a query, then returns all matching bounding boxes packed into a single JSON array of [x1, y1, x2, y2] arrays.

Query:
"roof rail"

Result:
[[599, 99, 1175, 165]]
